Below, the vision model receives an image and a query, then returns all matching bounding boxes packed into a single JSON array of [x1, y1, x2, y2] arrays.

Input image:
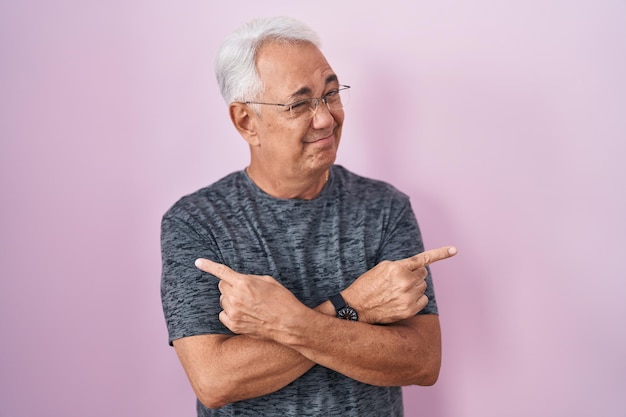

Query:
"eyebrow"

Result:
[[287, 74, 340, 101]]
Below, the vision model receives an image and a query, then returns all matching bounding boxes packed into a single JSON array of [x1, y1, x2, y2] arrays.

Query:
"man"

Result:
[[161, 16, 457, 416]]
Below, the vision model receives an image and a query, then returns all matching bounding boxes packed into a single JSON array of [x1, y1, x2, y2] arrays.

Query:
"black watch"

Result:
[[329, 293, 358, 321]]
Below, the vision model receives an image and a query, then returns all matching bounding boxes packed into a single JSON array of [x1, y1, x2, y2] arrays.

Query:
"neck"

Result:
[[246, 166, 330, 200]]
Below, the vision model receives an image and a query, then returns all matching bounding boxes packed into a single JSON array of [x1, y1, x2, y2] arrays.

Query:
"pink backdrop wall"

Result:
[[1, 1, 625, 416]]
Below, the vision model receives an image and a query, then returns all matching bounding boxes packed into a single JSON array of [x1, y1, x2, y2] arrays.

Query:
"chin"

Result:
[[317, 153, 338, 171]]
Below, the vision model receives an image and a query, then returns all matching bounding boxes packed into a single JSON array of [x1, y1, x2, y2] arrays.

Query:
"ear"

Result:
[[229, 103, 260, 146]]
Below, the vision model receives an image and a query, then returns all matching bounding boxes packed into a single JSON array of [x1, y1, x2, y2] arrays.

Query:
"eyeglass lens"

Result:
[[289, 88, 349, 119]]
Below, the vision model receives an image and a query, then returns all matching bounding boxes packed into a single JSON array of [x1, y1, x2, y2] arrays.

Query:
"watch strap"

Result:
[[329, 293, 348, 312]]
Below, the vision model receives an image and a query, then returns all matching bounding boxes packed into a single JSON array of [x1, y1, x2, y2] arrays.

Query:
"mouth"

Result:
[[305, 133, 334, 144]]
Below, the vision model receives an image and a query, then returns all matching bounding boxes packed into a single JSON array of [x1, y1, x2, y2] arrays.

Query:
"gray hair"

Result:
[[215, 16, 321, 105]]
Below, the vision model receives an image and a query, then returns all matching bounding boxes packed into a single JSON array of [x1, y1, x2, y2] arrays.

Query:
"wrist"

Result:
[[340, 288, 373, 323], [314, 300, 337, 317], [328, 293, 358, 321]]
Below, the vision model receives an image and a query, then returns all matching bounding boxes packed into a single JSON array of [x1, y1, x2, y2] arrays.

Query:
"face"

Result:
[[248, 41, 345, 179]]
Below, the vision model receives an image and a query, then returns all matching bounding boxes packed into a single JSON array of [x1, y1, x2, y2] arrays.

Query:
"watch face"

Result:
[[337, 307, 358, 321]]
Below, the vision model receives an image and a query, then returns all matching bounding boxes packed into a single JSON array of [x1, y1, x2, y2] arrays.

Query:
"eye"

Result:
[[288, 99, 314, 117], [289, 99, 309, 110], [324, 89, 341, 102]]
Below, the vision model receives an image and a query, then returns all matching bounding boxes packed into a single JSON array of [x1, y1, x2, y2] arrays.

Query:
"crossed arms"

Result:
[[172, 246, 457, 409]]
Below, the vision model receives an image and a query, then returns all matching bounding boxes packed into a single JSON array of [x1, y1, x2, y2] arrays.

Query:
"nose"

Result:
[[310, 99, 334, 129]]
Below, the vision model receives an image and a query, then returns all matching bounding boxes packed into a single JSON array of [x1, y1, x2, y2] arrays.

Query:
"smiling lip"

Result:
[[305, 134, 334, 144]]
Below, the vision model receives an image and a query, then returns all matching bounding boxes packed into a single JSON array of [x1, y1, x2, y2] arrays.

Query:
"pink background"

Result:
[[1, 1, 625, 416]]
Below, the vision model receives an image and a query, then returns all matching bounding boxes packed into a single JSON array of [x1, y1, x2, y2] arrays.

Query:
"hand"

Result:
[[342, 246, 457, 324], [194, 259, 307, 339]]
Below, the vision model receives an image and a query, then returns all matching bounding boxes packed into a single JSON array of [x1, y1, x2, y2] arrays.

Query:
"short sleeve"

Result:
[[160, 208, 231, 346]]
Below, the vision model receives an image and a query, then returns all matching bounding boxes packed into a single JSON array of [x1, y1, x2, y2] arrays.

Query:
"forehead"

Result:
[[256, 40, 337, 98]]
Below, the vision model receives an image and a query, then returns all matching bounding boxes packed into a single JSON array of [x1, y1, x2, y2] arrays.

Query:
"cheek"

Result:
[[259, 117, 309, 152], [263, 126, 305, 154], [335, 111, 345, 126]]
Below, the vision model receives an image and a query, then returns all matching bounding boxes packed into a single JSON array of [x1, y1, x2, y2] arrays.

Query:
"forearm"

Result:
[[273, 312, 442, 387], [176, 306, 439, 409], [183, 336, 313, 408], [174, 302, 335, 408]]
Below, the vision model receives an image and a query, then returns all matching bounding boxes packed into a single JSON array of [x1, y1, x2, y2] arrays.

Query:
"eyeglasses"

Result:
[[245, 85, 350, 120]]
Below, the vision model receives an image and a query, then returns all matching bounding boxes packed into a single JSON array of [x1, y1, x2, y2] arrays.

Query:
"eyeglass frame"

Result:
[[243, 85, 351, 119]]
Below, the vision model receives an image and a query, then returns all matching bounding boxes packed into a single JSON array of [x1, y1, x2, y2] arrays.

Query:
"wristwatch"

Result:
[[329, 293, 358, 321]]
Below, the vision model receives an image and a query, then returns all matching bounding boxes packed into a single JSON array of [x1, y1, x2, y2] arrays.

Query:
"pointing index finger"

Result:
[[195, 258, 239, 284], [403, 246, 458, 271]]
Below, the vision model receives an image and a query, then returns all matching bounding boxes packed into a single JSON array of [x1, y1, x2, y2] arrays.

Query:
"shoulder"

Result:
[[163, 171, 245, 221]]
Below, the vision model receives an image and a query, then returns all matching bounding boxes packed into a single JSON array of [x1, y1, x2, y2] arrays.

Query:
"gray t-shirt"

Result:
[[161, 165, 437, 417]]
